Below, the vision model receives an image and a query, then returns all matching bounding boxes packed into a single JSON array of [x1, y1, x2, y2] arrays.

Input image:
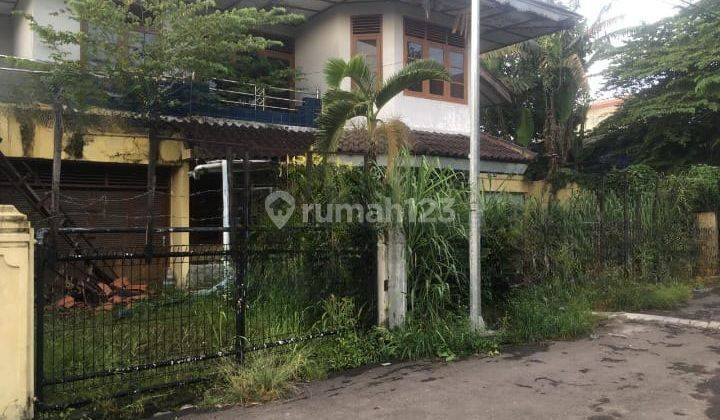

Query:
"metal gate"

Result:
[[34, 224, 373, 410]]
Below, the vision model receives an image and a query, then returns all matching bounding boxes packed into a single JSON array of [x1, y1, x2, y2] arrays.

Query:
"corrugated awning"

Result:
[[218, 0, 580, 53]]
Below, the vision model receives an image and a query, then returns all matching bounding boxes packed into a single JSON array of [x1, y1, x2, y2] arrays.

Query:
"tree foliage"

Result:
[[482, 2, 616, 178], [24, 0, 303, 116], [584, 0, 720, 171], [22, 0, 302, 229]]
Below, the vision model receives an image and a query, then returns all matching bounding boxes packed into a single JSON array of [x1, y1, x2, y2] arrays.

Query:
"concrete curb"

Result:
[[594, 312, 720, 331]]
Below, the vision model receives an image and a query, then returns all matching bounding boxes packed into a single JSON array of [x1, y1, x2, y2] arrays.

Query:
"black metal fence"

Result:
[[34, 224, 373, 409]]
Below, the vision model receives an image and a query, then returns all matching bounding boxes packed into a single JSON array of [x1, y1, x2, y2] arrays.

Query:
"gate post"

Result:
[[0, 205, 35, 419], [696, 211, 719, 279], [170, 161, 191, 288], [377, 228, 407, 329]]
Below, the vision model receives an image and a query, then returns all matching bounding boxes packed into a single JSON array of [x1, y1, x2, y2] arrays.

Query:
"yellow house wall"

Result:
[[478, 174, 579, 203], [0, 111, 185, 165]]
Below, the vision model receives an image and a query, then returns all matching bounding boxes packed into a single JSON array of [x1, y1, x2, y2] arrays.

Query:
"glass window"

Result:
[[449, 50, 465, 99], [407, 40, 423, 61], [428, 46, 444, 95], [356, 38, 378, 77], [403, 19, 467, 103], [407, 40, 424, 92]]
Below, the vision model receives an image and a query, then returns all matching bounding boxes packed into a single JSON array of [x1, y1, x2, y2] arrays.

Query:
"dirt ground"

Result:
[[182, 291, 720, 420]]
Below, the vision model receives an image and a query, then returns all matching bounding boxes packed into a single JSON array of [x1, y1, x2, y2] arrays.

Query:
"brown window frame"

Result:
[[352, 34, 383, 84], [351, 15, 383, 85], [403, 20, 467, 104]]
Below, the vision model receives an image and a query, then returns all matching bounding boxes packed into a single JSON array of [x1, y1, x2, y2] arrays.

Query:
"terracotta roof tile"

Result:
[[173, 117, 535, 164], [163, 119, 316, 159], [339, 129, 536, 163]]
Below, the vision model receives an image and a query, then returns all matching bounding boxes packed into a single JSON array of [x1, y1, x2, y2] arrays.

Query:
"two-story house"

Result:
[[0, 0, 578, 280]]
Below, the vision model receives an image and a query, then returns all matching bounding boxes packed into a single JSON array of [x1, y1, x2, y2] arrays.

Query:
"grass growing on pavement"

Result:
[[502, 281, 596, 344], [501, 274, 696, 344], [594, 280, 693, 312], [205, 346, 328, 406]]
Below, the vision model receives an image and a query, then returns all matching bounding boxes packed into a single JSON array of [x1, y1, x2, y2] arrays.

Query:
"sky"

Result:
[[578, 0, 684, 99]]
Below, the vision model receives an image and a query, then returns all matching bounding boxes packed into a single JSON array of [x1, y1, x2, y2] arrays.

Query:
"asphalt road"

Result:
[[182, 291, 720, 420]]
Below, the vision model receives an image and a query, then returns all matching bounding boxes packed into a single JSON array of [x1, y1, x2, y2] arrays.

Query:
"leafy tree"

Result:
[[583, 0, 720, 171], [24, 0, 302, 231], [482, 2, 616, 178]]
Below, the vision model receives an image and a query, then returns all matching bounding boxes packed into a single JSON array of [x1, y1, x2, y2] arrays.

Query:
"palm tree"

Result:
[[315, 56, 449, 171], [315, 55, 449, 328]]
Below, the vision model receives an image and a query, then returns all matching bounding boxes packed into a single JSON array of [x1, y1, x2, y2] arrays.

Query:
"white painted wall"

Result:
[[11, 0, 80, 61], [294, 3, 471, 135], [32, 0, 80, 60], [333, 154, 528, 175], [12, 0, 34, 59]]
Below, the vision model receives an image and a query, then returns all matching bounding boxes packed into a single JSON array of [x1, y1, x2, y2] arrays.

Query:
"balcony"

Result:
[[0, 55, 321, 128], [193, 79, 320, 128]]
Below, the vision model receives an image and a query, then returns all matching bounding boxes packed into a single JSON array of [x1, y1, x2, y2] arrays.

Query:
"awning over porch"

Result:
[[217, 0, 580, 53]]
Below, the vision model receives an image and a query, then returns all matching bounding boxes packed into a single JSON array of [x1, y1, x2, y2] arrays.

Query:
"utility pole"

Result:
[[469, 0, 485, 331]]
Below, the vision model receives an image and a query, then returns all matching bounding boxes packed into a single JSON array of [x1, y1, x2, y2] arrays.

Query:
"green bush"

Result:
[[502, 282, 596, 344], [205, 345, 327, 407], [592, 273, 693, 312]]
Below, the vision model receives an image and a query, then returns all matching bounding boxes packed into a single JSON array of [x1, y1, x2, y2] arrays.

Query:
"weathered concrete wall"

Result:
[[0, 206, 34, 419], [0, 110, 187, 165]]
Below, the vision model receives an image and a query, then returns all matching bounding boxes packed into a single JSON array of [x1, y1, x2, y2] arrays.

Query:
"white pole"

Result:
[[222, 159, 231, 250], [469, 0, 485, 331]]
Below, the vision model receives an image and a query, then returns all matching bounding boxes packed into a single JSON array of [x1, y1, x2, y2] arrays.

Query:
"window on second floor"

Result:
[[351, 15, 383, 85], [404, 18, 466, 103]]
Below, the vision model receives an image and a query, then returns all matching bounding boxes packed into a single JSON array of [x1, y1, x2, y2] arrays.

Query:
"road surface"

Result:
[[181, 290, 720, 419]]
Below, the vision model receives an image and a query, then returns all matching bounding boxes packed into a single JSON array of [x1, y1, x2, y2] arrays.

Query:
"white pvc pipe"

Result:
[[221, 159, 231, 250]]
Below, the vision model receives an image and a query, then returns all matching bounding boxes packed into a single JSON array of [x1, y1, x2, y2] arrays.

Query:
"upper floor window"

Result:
[[403, 18, 466, 103], [351, 15, 383, 84]]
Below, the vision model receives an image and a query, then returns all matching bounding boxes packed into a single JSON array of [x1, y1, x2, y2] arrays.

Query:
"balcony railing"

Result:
[[201, 79, 321, 127], [0, 55, 321, 128]]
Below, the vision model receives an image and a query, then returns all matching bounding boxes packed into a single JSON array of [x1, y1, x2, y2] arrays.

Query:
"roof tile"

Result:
[[339, 129, 536, 163]]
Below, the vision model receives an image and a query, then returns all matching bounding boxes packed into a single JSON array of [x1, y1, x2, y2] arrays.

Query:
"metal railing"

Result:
[[210, 78, 320, 113], [0, 54, 322, 126], [34, 224, 373, 410]]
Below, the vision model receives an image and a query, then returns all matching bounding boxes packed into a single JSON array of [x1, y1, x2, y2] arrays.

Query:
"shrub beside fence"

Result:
[[34, 224, 373, 409]]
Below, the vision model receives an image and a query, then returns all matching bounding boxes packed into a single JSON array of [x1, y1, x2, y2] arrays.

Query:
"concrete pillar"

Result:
[[377, 228, 407, 329], [697, 212, 719, 279], [377, 236, 387, 327], [169, 162, 190, 288], [387, 228, 407, 329], [0, 205, 34, 419]]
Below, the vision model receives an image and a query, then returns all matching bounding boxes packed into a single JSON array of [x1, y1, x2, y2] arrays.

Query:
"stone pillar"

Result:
[[697, 212, 719, 279], [377, 228, 407, 329], [0, 205, 34, 419], [170, 162, 190, 288]]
